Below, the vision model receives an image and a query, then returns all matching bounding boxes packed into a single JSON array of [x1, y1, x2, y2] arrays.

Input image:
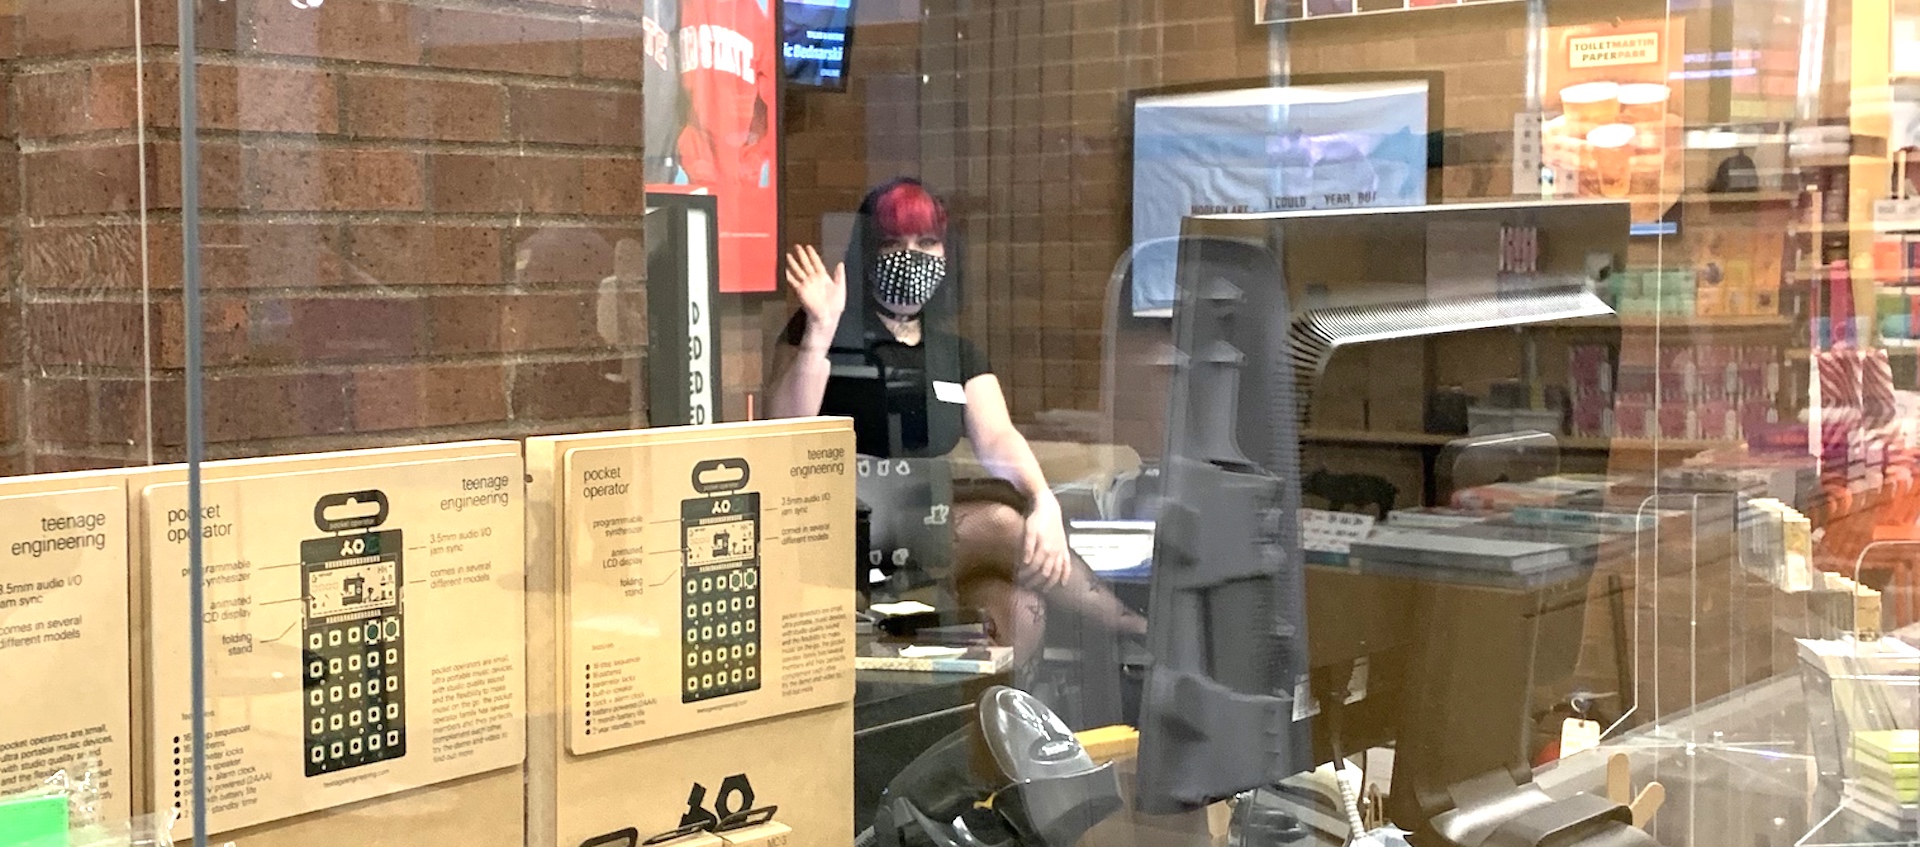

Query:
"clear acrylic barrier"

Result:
[[9, 0, 1920, 845]]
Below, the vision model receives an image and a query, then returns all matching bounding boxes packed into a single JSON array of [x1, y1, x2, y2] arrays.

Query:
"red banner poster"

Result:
[[645, 0, 781, 293]]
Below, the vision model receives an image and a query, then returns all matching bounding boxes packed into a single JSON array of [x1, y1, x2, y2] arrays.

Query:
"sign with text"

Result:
[[1568, 33, 1662, 69], [140, 445, 527, 839], [0, 473, 131, 828], [1300, 508, 1377, 556], [1541, 18, 1685, 223], [523, 418, 858, 847], [555, 420, 856, 753]]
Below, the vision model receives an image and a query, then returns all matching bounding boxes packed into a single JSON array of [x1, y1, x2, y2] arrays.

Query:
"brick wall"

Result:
[[757, 0, 1689, 447], [919, 0, 1542, 428], [0, 10, 15, 478], [0, 0, 1668, 468], [5, 0, 649, 472]]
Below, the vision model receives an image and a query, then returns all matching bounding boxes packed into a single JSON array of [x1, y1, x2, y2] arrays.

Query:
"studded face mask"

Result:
[[870, 249, 946, 312]]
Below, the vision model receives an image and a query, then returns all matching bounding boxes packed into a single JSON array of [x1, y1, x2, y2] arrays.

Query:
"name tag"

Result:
[[933, 381, 967, 404]]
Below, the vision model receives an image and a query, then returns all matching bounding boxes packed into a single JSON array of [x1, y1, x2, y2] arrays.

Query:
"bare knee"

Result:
[[953, 502, 1024, 571]]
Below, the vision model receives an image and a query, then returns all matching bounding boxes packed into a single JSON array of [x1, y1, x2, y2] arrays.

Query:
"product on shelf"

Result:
[[1348, 525, 1578, 574], [1568, 342, 1785, 441], [1850, 729, 1920, 831]]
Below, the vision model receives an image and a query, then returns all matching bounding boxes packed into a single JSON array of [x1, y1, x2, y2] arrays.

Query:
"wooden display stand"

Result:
[[525, 418, 857, 847], [126, 441, 529, 847]]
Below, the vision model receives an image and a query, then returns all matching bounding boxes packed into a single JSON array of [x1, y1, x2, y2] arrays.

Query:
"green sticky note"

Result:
[[0, 793, 68, 847]]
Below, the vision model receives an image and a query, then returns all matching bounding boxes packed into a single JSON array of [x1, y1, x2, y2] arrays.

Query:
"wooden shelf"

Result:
[[1784, 271, 1837, 283], [1787, 222, 1920, 235], [1565, 436, 1732, 452], [1789, 154, 1854, 169], [1303, 429, 1734, 453], [1787, 271, 1920, 286], [1549, 315, 1796, 330], [1694, 190, 1803, 204], [1303, 429, 1454, 447]]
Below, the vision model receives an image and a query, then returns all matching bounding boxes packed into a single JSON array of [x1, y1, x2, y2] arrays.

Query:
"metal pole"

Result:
[[177, 0, 207, 844]]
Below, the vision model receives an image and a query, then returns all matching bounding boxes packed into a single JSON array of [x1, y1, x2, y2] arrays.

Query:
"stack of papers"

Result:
[[855, 643, 1012, 674], [1850, 730, 1919, 832]]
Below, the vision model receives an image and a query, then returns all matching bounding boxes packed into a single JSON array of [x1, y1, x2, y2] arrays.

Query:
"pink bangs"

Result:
[[873, 182, 948, 240]]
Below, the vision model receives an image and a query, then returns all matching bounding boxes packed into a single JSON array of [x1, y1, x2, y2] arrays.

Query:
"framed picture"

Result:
[[1257, 0, 1513, 24], [1540, 17, 1686, 223], [1125, 74, 1440, 316]]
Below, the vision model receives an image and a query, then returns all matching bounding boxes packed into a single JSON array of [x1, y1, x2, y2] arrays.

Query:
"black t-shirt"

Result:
[[784, 312, 990, 458]]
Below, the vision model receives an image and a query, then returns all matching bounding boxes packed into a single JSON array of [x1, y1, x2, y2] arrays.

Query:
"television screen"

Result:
[[783, 0, 853, 89]]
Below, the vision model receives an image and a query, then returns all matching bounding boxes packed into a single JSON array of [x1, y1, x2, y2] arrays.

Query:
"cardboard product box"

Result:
[[1695, 345, 1734, 400], [1696, 268, 1731, 317], [0, 470, 136, 832], [1567, 346, 1615, 438], [525, 419, 858, 847], [1734, 347, 1770, 399], [719, 821, 796, 847], [1568, 345, 1613, 395], [1747, 224, 1787, 315], [1872, 238, 1906, 285], [1614, 394, 1653, 439], [1700, 401, 1737, 441], [1658, 395, 1689, 435], [1571, 393, 1608, 438], [126, 441, 531, 847], [1657, 345, 1696, 389]]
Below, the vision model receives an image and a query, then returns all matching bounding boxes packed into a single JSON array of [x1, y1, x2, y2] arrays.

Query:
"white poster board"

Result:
[[139, 445, 527, 839], [1129, 80, 1430, 315]]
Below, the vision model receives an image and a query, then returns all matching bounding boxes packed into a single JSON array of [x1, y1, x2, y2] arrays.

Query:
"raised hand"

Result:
[[784, 245, 846, 336]]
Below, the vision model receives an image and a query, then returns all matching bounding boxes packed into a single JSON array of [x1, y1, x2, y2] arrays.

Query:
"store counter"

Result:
[[1535, 674, 1914, 847]]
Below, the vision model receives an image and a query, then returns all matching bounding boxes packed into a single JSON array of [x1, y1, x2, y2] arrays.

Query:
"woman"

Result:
[[769, 178, 1146, 675]]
